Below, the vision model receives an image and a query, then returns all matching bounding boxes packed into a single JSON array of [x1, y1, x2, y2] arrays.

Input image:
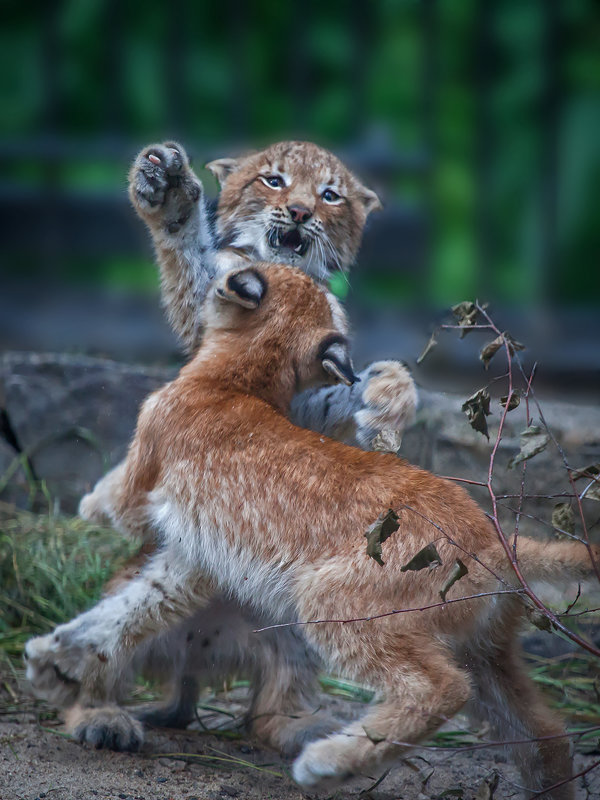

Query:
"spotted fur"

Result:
[[27, 265, 598, 798], [62, 141, 416, 754]]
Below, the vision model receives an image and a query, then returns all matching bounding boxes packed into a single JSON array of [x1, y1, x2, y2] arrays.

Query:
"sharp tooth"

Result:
[[295, 243, 303, 253]]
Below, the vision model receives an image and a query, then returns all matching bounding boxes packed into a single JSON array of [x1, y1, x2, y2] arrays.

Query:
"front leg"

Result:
[[25, 548, 214, 708], [129, 141, 218, 352], [291, 360, 417, 450]]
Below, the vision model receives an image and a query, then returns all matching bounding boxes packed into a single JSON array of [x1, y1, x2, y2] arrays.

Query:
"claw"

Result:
[[148, 154, 161, 165]]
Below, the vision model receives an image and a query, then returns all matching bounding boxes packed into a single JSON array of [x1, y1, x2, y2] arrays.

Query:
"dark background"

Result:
[[1, 0, 599, 390]]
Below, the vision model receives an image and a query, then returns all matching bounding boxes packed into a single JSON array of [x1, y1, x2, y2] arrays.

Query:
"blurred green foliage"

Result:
[[1, 0, 599, 305]]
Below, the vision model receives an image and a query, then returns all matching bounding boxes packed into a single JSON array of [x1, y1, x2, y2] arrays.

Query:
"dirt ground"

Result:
[[1, 679, 599, 800]]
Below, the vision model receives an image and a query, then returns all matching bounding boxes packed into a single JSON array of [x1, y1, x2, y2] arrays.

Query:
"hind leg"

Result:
[[246, 627, 337, 756], [292, 642, 471, 789], [466, 616, 573, 799]]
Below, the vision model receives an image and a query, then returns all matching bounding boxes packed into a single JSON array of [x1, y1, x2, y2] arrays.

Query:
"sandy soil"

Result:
[[1, 680, 599, 800]]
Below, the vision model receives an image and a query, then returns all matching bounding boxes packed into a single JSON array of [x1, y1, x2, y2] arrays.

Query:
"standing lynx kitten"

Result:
[[129, 139, 417, 445], [27, 264, 596, 798], [61, 141, 418, 752]]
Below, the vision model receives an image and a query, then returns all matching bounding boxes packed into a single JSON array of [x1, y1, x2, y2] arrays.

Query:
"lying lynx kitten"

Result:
[[27, 264, 595, 798]]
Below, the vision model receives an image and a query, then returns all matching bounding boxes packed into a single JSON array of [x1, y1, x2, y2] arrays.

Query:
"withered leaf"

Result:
[[400, 542, 442, 573], [525, 604, 553, 633], [417, 331, 438, 365], [475, 770, 500, 800], [507, 425, 550, 469], [479, 336, 504, 369], [371, 429, 403, 454], [363, 726, 387, 744], [451, 301, 479, 337], [552, 503, 575, 538], [584, 483, 600, 502], [439, 559, 468, 602], [572, 464, 600, 502], [480, 333, 525, 370], [572, 463, 600, 481], [364, 509, 400, 567], [462, 389, 492, 440], [504, 332, 525, 356], [499, 391, 521, 412]]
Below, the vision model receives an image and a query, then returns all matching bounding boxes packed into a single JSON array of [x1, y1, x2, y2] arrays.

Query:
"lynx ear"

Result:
[[205, 158, 240, 187], [215, 269, 267, 309], [359, 186, 382, 216], [319, 337, 360, 386]]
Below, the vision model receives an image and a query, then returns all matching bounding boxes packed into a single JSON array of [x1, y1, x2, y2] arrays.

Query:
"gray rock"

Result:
[[401, 388, 600, 538], [0, 352, 175, 512]]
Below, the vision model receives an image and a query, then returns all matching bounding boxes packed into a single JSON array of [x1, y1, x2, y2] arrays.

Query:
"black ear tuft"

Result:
[[216, 268, 267, 309], [319, 335, 360, 386]]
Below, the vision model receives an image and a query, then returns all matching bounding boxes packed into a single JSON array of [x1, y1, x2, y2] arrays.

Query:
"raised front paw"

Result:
[[25, 624, 107, 708], [354, 361, 418, 451], [129, 141, 201, 229]]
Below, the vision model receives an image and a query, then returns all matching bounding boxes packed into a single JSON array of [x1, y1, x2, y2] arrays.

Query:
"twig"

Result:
[[528, 758, 600, 800], [252, 589, 523, 632]]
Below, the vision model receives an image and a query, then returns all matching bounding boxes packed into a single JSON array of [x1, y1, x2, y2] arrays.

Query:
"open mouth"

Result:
[[267, 227, 309, 256]]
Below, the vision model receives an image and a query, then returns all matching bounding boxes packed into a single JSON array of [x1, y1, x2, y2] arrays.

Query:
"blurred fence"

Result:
[[0, 1, 598, 385]]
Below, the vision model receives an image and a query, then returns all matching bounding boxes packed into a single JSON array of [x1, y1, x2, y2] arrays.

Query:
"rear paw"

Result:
[[129, 141, 201, 221], [135, 702, 195, 730], [292, 735, 356, 789], [355, 361, 418, 451], [251, 709, 339, 757], [66, 704, 144, 752]]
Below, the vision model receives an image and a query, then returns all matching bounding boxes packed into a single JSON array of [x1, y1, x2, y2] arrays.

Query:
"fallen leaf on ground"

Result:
[[475, 770, 500, 800]]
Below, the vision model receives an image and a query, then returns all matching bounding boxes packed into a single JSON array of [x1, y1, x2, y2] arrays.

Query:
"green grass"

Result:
[[0, 502, 140, 657]]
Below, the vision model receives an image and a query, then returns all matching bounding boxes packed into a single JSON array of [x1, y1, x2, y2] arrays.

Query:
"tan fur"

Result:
[[129, 139, 380, 352], [29, 264, 599, 797], [211, 140, 380, 280], [65, 140, 416, 754]]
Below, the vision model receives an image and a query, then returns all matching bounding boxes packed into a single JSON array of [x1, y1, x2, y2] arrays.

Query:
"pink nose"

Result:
[[288, 205, 312, 224]]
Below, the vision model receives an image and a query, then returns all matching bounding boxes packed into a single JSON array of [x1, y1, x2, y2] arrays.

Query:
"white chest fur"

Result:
[[148, 490, 298, 623]]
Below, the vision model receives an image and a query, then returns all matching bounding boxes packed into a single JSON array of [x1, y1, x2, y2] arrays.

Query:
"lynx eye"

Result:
[[261, 174, 285, 189], [321, 188, 341, 204]]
